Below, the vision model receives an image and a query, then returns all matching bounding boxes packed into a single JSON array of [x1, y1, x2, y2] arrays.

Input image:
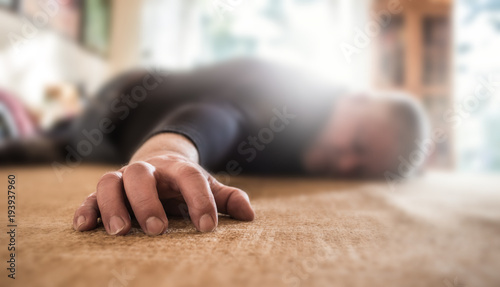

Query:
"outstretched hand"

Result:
[[72, 134, 254, 236]]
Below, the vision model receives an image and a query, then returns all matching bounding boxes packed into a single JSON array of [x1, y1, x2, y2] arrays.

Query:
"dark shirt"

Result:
[[71, 59, 342, 175]]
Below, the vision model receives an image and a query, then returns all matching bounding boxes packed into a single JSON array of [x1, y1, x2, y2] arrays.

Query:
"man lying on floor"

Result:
[[0, 59, 429, 236]]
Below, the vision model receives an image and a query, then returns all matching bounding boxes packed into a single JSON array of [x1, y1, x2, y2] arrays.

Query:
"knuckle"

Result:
[[76, 203, 94, 218], [75, 204, 86, 213], [76, 206, 92, 217], [129, 195, 157, 212], [189, 189, 216, 213], [163, 153, 188, 162], [82, 192, 97, 206], [176, 162, 203, 178], [224, 187, 249, 206], [208, 175, 224, 189], [135, 196, 154, 208], [191, 193, 214, 213], [97, 172, 122, 190], [99, 171, 122, 182], [146, 154, 182, 168], [235, 188, 250, 201], [86, 192, 97, 200], [78, 193, 99, 214], [96, 195, 114, 211], [97, 194, 115, 211], [124, 161, 155, 176]]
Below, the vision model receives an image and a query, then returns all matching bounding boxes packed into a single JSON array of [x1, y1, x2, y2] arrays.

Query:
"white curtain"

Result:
[[139, 0, 371, 88], [140, 0, 203, 69], [454, 0, 500, 171]]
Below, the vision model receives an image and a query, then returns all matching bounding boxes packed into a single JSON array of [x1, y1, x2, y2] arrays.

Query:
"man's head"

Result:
[[303, 91, 430, 178]]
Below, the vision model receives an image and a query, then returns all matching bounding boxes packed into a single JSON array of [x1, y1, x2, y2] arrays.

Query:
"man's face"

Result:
[[303, 95, 400, 178]]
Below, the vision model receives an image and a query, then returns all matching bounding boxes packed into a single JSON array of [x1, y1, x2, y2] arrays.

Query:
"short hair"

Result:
[[377, 91, 431, 176]]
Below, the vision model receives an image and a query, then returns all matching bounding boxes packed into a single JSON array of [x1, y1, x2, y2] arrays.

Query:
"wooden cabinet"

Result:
[[372, 0, 453, 168]]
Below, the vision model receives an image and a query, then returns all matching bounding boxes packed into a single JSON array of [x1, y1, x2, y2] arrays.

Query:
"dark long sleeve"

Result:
[[67, 58, 339, 174], [146, 101, 245, 170]]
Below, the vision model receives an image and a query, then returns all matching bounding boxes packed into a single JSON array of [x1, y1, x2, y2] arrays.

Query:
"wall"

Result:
[[0, 9, 109, 107]]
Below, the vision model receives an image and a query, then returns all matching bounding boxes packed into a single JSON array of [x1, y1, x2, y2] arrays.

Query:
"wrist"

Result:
[[130, 133, 199, 164]]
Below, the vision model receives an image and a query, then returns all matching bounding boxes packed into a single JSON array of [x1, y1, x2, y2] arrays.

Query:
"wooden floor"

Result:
[[0, 165, 499, 287]]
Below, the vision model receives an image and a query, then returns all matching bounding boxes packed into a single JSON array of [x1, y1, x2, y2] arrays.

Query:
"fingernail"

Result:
[[75, 215, 86, 230], [109, 216, 125, 235], [145, 217, 165, 236], [199, 214, 216, 232]]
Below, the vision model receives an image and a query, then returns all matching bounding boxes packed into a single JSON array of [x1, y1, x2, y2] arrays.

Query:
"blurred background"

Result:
[[0, 0, 499, 172]]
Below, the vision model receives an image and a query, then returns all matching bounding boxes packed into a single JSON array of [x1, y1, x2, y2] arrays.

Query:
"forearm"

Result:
[[130, 133, 199, 164], [138, 102, 245, 170]]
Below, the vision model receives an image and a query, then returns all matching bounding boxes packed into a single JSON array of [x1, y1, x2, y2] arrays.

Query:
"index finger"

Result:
[[154, 160, 218, 232]]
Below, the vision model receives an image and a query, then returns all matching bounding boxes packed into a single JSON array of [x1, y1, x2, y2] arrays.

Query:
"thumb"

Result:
[[208, 176, 255, 221]]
